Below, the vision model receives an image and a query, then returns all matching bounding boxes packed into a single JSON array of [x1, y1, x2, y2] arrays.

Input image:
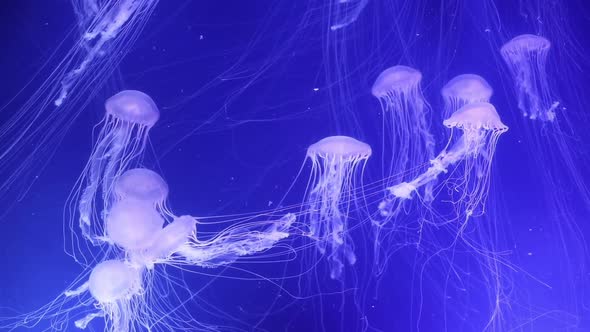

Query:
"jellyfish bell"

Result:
[[441, 74, 493, 116], [307, 135, 372, 160], [444, 102, 508, 132], [134, 215, 197, 268], [114, 168, 169, 204], [500, 34, 551, 55], [106, 90, 160, 128], [371, 65, 422, 97], [88, 260, 141, 304], [106, 199, 165, 251]]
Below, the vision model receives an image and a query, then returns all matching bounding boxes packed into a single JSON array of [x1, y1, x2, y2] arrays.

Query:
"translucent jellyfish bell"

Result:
[[500, 34, 558, 121], [381, 102, 508, 220], [371, 65, 422, 98], [305, 136, 371, 280], [88, 260, 141, 304], [70, 90, 160, 253], [441, 74, 493, 119], [105, 90, 160, 127], [114, 168, 169, 204], [371, 65, 435, 212], [106, 199, 165, 251]]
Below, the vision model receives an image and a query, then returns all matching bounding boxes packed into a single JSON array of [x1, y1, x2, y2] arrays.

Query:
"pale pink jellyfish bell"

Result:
[[500, 34, 551, 56], [371, 65, 422, 98], [307, 135, 372, 160], [114, 168, 169, 204], [441, 74, 493, 117], [105, 90, 160, 128], [443, 101, 508, 134], [88, 260, 141, 304], [106, 199, 165, 252]]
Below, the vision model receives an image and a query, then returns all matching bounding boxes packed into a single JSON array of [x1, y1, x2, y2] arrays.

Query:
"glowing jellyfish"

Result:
[[380, 102, 508, 220], [114, 167, 171, 215], [372, 65, 435, 208], [441, 74, 493, 119], [330, 0, 369, 30], [304, 136, 371, 280], [106, 199, 165, 251], [73, 90, 159, 249], [500, 34, 559, 121]]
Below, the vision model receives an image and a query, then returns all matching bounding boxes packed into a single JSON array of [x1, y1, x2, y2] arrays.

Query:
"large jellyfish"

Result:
[[74, 91, 158, 245], [441, 74, 494, 120], [500, 34, 559, 121], [380, 102, 508, 221], [371, 65, 435, 207], [304, 135, 371, 280]]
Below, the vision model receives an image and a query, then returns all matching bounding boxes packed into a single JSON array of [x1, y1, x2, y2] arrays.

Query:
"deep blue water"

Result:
[[1, 1, 590, 331]]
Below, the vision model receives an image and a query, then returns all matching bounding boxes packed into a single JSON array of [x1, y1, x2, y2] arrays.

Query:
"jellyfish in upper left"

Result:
[[304, 135, 372, 280]]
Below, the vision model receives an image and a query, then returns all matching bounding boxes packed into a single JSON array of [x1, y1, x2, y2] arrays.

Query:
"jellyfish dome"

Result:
[[443, 102, 508, 132], [307, 135, 372, 160], [371, 65, 422, 98], [88, 260, 141, 304], [105, 90, 160, 127], [500, 34, 551, 55], [114, 168, 169, 204], [106, 199, 165, 251], [441, 74, 493, 119]]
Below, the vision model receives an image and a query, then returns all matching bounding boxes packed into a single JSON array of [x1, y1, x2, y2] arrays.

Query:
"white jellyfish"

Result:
[[441, 74, 493, 120], [372, 65, 435, 209], [380, 102, 508, 220], [304, 136, 371, 280], [330, 0, 369, 30], [71, 90, 159, 252], [500, 34, 559, 121]]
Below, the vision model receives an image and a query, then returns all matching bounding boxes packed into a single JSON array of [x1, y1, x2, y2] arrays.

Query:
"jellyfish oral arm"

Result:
[[177, 214, 294, 267], [387, 136, 468, 200]]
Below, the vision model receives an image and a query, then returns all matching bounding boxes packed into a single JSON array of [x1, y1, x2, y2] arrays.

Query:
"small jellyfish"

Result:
[[380, 102, 508, 220], [441, 74, 493, 120], [114, 167, 171, 214], [330, 0, 369, 31], [304, 136, 371, 280], [105, 199, 165, 251], [500, 34, 558, 121], [372, 65, 435, 208], [72, 90, 159, 251]]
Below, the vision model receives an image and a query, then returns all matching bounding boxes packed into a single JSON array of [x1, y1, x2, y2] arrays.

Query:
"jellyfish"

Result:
[[114, 167, 171, 214], [500, 34, 559, 121], [304, 135, 371, 280], [441, 74, 493, 120], [330, 0, 370, 31], [371, 65, 435, 208], [380, 102, 508, 221], [70, 90, 159, 254]]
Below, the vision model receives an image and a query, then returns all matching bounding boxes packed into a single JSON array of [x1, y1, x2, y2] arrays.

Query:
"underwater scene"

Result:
[[0, 1, 589, 331]]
